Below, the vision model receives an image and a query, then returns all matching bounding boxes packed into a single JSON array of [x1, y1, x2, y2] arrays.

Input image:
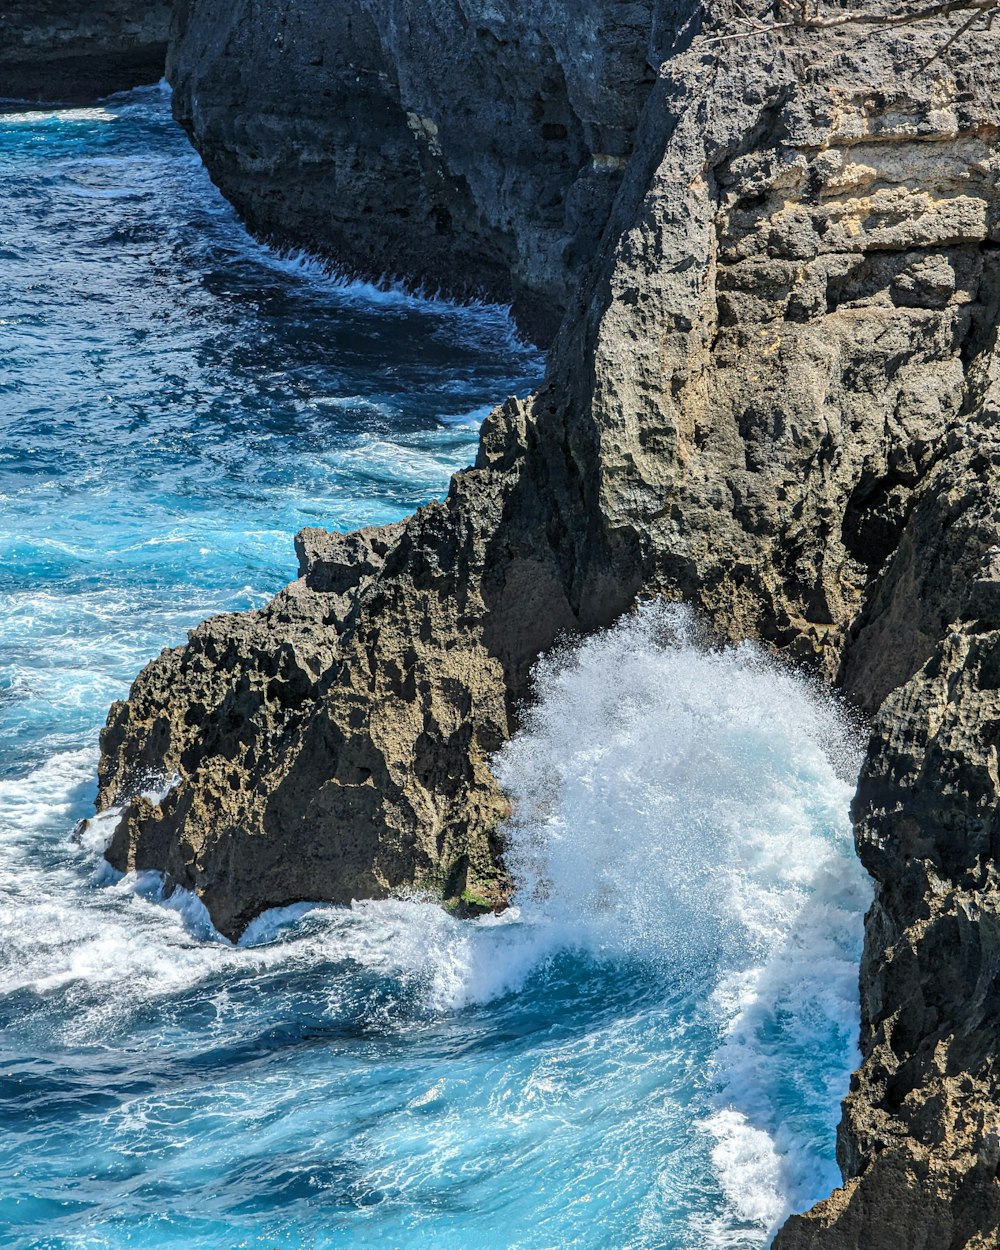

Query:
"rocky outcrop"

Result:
[[0, 1, 172, 102], [100, 1, 1000, 1245], [99, 505, 523, 936], [769, 28, 1000, 1243], [166, 0, 678, 341], [773, 365, 1000, 1249]]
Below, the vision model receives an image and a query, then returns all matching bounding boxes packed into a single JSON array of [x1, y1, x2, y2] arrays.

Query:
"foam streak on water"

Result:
[[0, 88, 868, 1250]]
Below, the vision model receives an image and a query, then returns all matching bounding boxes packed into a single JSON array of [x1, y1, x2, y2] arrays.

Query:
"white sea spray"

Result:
[[494, 603, 871, 1242]]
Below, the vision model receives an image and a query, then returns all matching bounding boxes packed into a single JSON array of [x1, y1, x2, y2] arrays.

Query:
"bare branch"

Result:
[[777, 0, 997, 30], [918, 2, 987, 62], [707, 0, 998, 49]]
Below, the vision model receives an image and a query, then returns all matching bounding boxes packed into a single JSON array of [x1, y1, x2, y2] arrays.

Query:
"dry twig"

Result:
[[708, 0, 999, 49]]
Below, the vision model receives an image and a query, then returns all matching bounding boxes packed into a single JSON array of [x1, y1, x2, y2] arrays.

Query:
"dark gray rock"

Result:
[[0, 0, 172, 102], [166, 0, 688, 341]]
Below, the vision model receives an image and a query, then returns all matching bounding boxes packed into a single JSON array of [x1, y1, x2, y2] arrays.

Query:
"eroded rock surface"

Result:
[[0, 0, 172, 102], [166, 0, 683, 341], [101, 2, 1000, 1245]]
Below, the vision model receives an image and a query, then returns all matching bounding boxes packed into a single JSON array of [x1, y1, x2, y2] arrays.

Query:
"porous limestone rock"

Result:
[[775, 428, 1000, 1246], [0, 0, 172, 102], [100, 2, 1000, 1244]]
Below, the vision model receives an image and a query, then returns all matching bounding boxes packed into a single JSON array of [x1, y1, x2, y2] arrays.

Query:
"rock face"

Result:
[[166, 0, 678, 341], [774, 447, 1000, 1244], [99, 1, 1000, 1245], [0, 1, 172, 102]]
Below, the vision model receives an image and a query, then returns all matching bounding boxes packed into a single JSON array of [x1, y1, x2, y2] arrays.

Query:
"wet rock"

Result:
[[775, 419, 1000, 1249]]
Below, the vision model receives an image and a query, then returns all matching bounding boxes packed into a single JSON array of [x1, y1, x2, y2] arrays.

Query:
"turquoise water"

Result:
[[0, 89, 870, 1249]]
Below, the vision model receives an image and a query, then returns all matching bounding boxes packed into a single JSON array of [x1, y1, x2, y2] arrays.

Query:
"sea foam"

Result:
[[79, 603, 866, 1240], [494, 603, 870, 1240], [0, 609, 868, 1248]]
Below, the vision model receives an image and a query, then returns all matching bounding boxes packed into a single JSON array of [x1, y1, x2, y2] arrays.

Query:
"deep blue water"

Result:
[[0, 89, 870, 1250]]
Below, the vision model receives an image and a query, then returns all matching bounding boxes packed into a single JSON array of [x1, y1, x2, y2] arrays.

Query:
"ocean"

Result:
[[0, 86, 870, 1250]]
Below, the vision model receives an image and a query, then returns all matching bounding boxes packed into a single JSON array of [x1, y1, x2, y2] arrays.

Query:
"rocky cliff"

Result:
[[0, 1, 172, 102], [166, 0, 681, 341], [98, 1, 1000, 1245]]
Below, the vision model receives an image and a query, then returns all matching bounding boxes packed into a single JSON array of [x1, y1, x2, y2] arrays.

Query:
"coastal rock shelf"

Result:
[[59, 0, 1000, 1245], [0, 0, 172, 102]]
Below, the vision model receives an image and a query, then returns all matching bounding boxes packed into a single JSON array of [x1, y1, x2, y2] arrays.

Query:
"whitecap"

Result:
[[0, 108, 117, 125], [493, 602, 869, 1240], [437, 403, 495, 428]]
